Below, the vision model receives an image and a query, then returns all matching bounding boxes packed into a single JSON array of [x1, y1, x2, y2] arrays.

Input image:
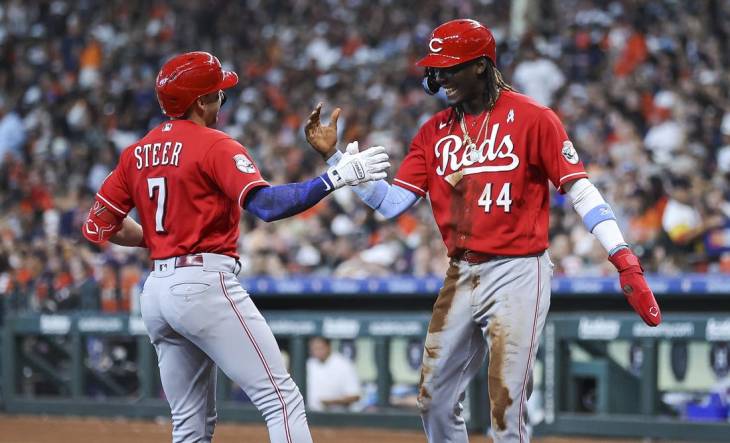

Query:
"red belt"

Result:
[[175, 254, 204, 267], [455, 250, 497, 264]]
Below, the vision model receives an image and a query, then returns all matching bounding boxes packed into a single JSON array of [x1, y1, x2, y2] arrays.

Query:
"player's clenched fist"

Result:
[[326, 141, 390, 189], [608, 248, 662, 326]]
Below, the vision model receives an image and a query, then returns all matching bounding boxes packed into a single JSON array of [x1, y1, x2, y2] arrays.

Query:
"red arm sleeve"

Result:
[[393, 129, 429, 197], [536, 108, 588, 192], [201, 138, 270, 207], [81, 198, 124, 244]]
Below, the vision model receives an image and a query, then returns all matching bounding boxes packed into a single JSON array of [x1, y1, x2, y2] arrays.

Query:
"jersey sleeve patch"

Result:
[[233, 154, 256, 173], [561, 140, 579, 164]]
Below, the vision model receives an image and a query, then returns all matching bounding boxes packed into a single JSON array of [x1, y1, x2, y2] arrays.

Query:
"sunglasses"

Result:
[[219, 90, 227, 106], [427, 58, 482, 80]]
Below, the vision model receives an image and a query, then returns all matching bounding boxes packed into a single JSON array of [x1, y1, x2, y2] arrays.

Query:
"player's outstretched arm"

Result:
[[564, 178, 661, 326], [326, 142, 419, 219], [244, 145, 390, 222]]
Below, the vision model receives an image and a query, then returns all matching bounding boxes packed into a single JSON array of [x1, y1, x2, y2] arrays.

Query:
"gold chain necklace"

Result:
[[459, 110, 490, 162], [458, 91, 502, 162]]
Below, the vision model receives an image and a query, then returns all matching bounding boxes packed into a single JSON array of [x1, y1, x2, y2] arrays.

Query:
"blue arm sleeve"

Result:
[[373, 183, 420, 218], [349, 180, 419, 218], [326, 150, 419, 219], [244, 174, 333, 222]]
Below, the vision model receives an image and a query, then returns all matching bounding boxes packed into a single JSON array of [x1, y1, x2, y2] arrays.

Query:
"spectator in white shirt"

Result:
[[0, 95, 26, 164], [662, 176, 724, 251], [306, 336, 361, 411], [643, 90, 686, 166], [512, 44, 565, 107]]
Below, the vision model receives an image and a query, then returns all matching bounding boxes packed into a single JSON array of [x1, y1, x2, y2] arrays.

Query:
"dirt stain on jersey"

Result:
[[444, 173, 473, 254], [488, 320, 513, 431]]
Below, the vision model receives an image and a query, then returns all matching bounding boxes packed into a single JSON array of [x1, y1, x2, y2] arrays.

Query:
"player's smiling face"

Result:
[[433, 58, 487, 108]]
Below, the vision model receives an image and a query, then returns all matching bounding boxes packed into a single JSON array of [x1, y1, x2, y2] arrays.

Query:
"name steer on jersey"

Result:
[[81, 51, 389, 443], [133, 141, 183, 169], [306, 19, 661, 443]]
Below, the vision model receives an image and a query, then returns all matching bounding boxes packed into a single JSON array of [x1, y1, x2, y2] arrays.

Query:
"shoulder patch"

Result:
[[233, 154, 256, 173], [561, 140, 579, 164]]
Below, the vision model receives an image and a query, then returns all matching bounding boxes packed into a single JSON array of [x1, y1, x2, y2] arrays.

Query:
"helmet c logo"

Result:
[[429, 38, 444, 53]]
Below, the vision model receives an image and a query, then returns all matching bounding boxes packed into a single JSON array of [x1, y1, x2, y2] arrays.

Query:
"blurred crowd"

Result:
[[1, 0, 730, 314]]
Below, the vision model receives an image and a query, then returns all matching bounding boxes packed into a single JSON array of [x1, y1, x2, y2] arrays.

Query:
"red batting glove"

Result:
[[608, 248, 662, 326]]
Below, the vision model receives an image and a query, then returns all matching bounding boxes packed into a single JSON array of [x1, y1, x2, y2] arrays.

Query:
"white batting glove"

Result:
[[326, 141, 390, 189]]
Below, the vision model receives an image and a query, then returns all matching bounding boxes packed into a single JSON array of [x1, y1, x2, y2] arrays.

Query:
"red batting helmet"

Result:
[[416, 19, 496, 68], [156, 51, 238, 118]]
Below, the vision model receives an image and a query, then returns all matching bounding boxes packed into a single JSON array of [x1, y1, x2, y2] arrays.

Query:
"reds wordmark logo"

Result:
[[434, 122, 519, 186]]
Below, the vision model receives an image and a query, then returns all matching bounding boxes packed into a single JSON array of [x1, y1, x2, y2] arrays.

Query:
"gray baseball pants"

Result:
[[141, 253, 312, 443], [418, 251, 552, 443]]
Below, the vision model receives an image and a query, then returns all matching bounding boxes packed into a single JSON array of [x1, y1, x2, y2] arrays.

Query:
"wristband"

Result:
[[608, 243, 629, 256]]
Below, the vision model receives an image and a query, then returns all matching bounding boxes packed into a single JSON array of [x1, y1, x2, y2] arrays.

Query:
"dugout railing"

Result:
[[539, 314, 730, 440], [2, 275, 730, 440], [0, 311, 437, 430]]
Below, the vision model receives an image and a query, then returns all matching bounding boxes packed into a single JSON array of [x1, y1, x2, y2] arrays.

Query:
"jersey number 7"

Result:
[[147, 177, 167, 233]]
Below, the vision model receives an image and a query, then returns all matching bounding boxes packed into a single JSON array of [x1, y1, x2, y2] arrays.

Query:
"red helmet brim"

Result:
[[416, 53, 466, 68], [218, 70, 239, 90]]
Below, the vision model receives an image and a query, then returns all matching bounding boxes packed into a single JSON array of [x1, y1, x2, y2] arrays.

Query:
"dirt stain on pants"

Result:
[[418, 262, 460, 404], [487, 319, 513, 431], [428, 263, 460, 333]]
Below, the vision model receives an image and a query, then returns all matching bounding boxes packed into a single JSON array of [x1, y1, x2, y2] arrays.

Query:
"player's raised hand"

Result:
[[325, 141, 390, 189], [608, 248, 662, 326], [305, 102, 341, 160]]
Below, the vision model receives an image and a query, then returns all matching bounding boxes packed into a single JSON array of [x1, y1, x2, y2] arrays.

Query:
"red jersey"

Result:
[[395, 90, 587, 257], [97, 120, 269, 259]]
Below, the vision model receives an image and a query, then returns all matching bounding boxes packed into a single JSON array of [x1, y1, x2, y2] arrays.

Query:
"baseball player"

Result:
[[306, 19, 661, 443], [81, 51, 389, 443]]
